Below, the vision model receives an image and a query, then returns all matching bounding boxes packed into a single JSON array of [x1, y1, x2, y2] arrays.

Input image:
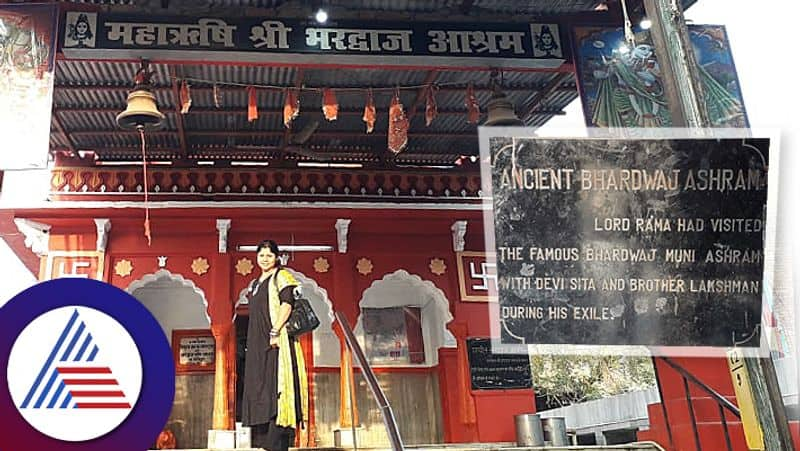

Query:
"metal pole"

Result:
[[643, 0, 710, 127], [743, 357, 796, 450]]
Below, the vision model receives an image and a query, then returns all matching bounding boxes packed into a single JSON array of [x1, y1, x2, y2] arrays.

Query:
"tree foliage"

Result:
[[530, 354, 656, 408]]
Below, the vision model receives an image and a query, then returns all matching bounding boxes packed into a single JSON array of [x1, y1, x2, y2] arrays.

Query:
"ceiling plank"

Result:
[[169, 66, 188, 158], [51, 113, 77, 155], [54, 106, 565, 116], [520, 72, 573, 123], [69, 130, 479, 139]]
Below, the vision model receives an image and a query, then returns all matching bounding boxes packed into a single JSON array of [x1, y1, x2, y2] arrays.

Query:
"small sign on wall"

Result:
[[456, 252, 497, 302], [173, 329, 215, 374]]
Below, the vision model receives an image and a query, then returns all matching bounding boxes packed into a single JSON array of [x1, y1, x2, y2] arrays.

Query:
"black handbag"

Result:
[[273, 270, 320, 337]]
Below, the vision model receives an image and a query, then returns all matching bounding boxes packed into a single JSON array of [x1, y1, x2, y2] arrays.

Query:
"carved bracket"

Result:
[[14, 218, 51, 257], [216, 219, 231, 254], [335, 219, 351, 254], [451, 220, 467, 252], [94, 218, 111, 252]]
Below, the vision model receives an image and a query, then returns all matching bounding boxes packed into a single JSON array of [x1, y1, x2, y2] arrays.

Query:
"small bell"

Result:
[[483, 71, 524, 126], [116, 60, 165, 130]]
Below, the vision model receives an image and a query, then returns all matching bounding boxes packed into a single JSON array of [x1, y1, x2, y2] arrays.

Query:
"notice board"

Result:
[[482, 133, 770, 350]]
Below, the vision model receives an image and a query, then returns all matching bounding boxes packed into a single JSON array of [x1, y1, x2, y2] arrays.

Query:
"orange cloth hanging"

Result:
[[425, 84, 438, 127], [322, 88, 339, 121], [283, 88, 300, 128], [212, 83, 221, 108], [387, 91, 409, 154], [465, 83, 480, 124], [247, 86, 258, 122], [179, 80, 192, 114], [362, 89, 376, 134]]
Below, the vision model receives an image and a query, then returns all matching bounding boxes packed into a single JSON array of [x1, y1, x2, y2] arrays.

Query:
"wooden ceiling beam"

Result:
[[53, 84, 575, 94], [54, 106, 566, 116], [69, 130, 479, 139], [169, 66, 188, 158]]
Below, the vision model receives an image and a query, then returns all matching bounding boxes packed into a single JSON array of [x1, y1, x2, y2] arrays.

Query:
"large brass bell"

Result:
[[484, 88, 524, 126], [116, 60, 165, 130], [116, 89, 165, 130], [483, 70, 524, 126]]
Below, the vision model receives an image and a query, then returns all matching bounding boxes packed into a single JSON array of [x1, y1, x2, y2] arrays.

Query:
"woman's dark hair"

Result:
[[255, 239, 281, 266]]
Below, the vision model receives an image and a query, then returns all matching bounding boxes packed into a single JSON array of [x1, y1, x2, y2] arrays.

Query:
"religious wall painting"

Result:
[[573, 25, 748, 128], [0, 4, 59, 169]]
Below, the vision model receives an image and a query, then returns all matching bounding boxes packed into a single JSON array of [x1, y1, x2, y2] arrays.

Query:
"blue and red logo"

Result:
[[1, 279, 174, 451]]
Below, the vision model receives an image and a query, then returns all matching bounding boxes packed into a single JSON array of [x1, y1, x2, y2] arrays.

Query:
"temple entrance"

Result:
[[128, 270, 212, 449]]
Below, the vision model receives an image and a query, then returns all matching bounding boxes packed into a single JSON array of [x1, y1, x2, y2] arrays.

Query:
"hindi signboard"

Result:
[[480, 130, 772, 353], [467, 338, 532, 390], [173, 329, 215, 374], [60, 12, 567, 69]]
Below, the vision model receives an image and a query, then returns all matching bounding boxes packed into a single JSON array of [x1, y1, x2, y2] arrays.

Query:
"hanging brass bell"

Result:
[[484, 88, 524, 126], [116, 88, 165, 130]]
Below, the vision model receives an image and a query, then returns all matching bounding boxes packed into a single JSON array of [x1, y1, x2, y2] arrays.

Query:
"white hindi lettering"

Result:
[[250, 20, 292, 49], [428, 30, 526, 54], [106, 19, 236, 47], [306, 27, 412, 52]]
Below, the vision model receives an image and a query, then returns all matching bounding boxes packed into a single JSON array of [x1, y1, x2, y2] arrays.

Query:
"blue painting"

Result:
[[573, 25, 748, 128]]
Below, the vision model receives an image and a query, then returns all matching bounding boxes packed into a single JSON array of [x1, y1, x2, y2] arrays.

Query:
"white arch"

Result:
[[126, 269, 211, 341], [234, 268, 337, 367], [354, 269, 456, 367]]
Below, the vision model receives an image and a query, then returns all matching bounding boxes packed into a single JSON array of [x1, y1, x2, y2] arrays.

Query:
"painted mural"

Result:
[[573, 25, 748, 128], [0, 4, 59, 169]]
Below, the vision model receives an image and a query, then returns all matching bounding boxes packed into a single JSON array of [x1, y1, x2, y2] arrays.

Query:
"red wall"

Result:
[[34, 206, 535, 443]]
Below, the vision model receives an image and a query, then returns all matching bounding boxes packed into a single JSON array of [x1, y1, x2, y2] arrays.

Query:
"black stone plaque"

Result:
[[467, 338, 532, 389], [487, 137, 769, 348]]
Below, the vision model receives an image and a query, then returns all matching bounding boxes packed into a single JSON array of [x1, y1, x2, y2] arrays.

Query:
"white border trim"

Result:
[[2, 200, 490, 211]]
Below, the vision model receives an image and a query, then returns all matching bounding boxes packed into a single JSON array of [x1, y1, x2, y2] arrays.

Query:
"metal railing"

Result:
[[335, 311, 405, 451], [654, 357, 742, 451]]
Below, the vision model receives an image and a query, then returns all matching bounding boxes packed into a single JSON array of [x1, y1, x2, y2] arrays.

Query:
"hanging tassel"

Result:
[[322, 88, 339, 121], [283, 88, 300, 128], [179, 80, 192, 114], [362, 89, 376, 134], [388, 90, 409, 154], [465, 83, 480, 124], [425, 84, 438, 127], [247, 86, 258, 122], [212, 83, 221, 108], [138, 127, 152, 246]]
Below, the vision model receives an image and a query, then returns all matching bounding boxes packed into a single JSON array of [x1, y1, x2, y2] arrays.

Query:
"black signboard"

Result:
[[60, 11, 568, 68], [484, 136, 769, 348], [467, 338, 532, 390]]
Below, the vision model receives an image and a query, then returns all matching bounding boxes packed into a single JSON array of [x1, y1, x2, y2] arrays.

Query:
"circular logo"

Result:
[[0, 279, 174, 451], [7, 306, 143, 441]]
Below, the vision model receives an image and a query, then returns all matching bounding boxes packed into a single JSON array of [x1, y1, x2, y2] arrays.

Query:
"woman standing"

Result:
[[241, 239, 308, 451]]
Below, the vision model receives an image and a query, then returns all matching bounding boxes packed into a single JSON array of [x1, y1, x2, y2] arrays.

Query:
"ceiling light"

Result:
[[640, 18, 652, 30], [315, 9, 328, 24]]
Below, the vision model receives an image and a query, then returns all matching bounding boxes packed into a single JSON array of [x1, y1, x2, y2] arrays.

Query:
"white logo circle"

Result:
[[7, 306, 143, 442]]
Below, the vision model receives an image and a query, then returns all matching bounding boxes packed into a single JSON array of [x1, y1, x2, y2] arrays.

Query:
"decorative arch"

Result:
[[234, 268, 337, 367], [126, 269, 210, 343], [355, 269, 456, 367]]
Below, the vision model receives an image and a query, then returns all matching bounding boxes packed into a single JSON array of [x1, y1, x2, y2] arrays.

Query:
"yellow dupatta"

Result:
[[268, 269, 309, 428]]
